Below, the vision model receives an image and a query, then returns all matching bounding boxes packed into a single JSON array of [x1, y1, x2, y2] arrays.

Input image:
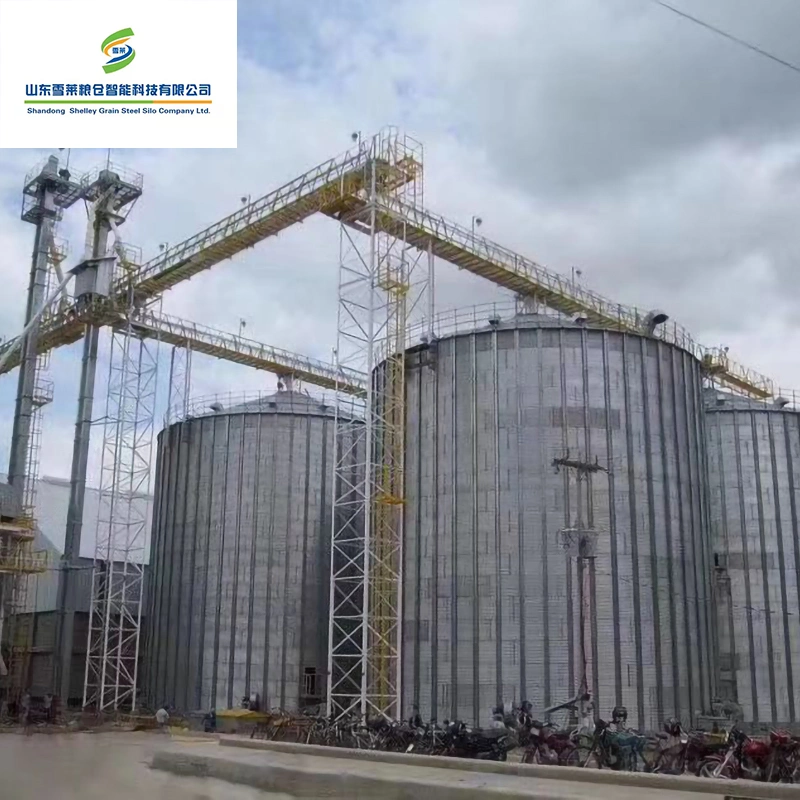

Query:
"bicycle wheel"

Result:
[[562, 746, 582, 767], [583, 751, 601, 769], [699, 756, 736, 780]]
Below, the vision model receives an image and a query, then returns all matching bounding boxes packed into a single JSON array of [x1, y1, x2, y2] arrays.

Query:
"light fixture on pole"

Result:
[[471, 215, 482, 238]]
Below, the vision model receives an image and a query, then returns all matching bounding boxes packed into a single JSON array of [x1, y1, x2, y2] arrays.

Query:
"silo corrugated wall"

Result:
[[144, 392, 342, 712], [706, 392, 800, 726], [402, 318, 714, 730]]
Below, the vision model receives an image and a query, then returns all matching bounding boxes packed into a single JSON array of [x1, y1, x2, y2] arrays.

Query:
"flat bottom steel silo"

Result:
[[706, 390, 800, 726], [144, 390, 345, 712], [401, 314, 713, 730]]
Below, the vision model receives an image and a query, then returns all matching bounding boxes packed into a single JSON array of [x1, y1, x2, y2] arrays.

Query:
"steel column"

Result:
[[54, 322, 100, 701], [54, 182, 116, 703], [8, 214, 53, 493]]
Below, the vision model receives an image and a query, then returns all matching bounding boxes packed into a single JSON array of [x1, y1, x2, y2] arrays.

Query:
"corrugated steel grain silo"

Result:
[[144, 390, 351, 712], [706, 389, 800, 726], [401, 313, 714, 730]]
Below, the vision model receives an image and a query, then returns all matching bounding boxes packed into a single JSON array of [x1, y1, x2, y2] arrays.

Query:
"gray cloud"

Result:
[[406, 0, 800, 193], [2, 0, 800, 480]]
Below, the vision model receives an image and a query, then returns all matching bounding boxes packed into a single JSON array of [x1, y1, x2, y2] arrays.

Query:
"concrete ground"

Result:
[[0, 731, 291, 800], [154, 740, 728, 799], [3, 730, 794, 799]]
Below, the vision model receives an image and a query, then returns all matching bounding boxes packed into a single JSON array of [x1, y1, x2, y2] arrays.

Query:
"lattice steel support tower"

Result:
[[83, 309, 158, 710], [166, 344, 192, 424], [328, 129, 425, 720], [54, 165, 143, 705]]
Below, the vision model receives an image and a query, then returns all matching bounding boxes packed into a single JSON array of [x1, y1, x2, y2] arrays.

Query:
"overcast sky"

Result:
[[1, 0, 800, 486]]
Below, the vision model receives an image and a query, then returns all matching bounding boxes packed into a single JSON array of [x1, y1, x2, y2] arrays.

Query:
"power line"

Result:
[[649, 0, 800, 76]]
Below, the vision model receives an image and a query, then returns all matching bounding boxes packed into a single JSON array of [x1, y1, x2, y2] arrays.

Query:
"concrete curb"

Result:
[[220, 737, 800, 799], [151, 747, 585, 799], [167, 729, 220, 741]]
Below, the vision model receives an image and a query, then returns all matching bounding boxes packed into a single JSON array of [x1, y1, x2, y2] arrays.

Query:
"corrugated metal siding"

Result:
[[402, 324, 713, 729], [24, 555, 148, 615], [706, 396, 800, 725], [15, 474, 153, 560], [144, 398, 345, 712], [10, 610, 90, 700]]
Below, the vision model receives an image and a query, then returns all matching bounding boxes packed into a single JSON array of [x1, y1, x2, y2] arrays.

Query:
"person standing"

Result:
[[20, 690, 31, 728], [155, 706, 169, 731], [43, 693, 53, 724]]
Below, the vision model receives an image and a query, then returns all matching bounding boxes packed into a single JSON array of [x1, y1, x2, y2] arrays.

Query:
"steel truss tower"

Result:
[[55, 164, 143, 706], [166, 344, 192, 424], [83, 305, 159, 711], [328, 129, 425, 720]]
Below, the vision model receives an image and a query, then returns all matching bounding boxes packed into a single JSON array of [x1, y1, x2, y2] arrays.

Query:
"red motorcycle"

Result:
[[763, 730, 800, 783], [699, 727, 800, 782], [698, 727, 748, 779], [740, 735, 772, 781], [521, 720, 580, 766]]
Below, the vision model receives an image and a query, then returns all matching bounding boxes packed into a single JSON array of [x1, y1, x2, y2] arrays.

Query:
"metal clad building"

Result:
[[402, 316, 713, 729], [0, 476, 152, 703], [145, 390, 344, 712], [706, 390, 800, 725]]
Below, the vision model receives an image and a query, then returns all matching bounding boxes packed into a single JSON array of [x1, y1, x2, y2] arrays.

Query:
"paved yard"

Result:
[[0, 731, 291, 800]]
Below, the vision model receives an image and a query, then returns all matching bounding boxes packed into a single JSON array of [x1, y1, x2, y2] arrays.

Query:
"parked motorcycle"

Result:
[[521, 720, 580, 766], [642, 718, 689, 774], [763, 730, 800, 783], [698, 726, 748, 779], [444, 721, 512, 761], [582, 718, 648, 771]]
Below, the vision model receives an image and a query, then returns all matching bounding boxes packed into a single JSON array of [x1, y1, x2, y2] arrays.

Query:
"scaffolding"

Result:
[[4, 237, 62, 699], [2, 156, 75, 701], [327, 128, 425, 720]]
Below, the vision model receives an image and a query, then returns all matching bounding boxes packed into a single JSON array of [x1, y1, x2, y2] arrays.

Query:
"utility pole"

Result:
[[553, 453, 607, 710]]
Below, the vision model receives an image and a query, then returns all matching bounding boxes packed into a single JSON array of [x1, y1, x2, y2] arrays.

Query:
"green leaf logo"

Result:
[[102, 28, 135, 74]]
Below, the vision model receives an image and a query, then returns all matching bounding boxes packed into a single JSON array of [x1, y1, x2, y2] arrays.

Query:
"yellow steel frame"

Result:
[[328, 129, 424, 721], [366, 132, 424, 718], [370, 197, 412, 715], [329, 194, 776, 401], [0, 132, 776, 403], [0, 546, 47, 575], [702, 349, 772, 399], [0, 304, 366, 396]]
